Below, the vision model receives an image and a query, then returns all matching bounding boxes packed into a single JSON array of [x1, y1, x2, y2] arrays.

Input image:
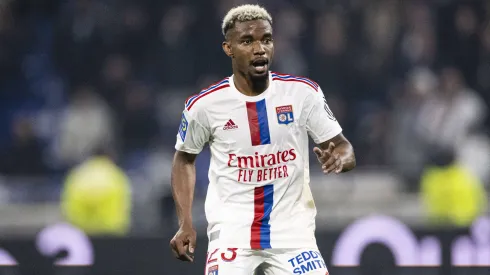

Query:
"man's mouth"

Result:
[[251, 58, 269, 73]]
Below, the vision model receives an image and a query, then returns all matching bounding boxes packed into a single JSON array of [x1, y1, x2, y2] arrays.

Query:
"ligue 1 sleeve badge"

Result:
[[208, 264, 219, 275], [276, 105, 294, 125]]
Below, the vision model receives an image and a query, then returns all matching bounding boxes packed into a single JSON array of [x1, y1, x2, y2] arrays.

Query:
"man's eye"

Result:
[[242, 40, 251, 45], [263, 38, 272, 44]]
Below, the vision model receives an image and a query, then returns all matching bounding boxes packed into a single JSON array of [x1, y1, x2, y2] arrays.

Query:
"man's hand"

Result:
[[170, 224, 196, 262], [313, 142, 343, 174]]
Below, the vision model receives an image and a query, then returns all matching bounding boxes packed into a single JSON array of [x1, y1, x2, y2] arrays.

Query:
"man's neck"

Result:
[[233, 71, 269, 97]]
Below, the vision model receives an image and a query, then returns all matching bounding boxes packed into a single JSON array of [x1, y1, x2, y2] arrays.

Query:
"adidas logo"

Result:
[[223, 119, 238, 130]]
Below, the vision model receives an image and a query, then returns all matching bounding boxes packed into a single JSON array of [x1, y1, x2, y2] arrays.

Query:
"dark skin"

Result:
[[169, 151, 197, 262], [314, 134, 356, 174], [222, 19, 274, 96], [170, 19, 356, 262]]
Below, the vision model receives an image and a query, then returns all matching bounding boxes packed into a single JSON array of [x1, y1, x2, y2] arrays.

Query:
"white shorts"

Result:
[[205, 246, 329, 275]]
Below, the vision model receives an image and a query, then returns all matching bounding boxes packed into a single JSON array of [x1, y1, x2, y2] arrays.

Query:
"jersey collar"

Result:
[[228, 71, 274, 101]]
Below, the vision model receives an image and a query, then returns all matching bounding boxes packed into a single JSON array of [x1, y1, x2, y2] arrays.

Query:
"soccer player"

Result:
[[170, 4, 356, 275]]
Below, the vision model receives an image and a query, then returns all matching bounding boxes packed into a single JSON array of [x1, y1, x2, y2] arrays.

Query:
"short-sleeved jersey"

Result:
[[175, 72, 342, 249]]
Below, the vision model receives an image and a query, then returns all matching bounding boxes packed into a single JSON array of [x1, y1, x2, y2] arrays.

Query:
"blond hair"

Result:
[[221, 4, 272, 36]]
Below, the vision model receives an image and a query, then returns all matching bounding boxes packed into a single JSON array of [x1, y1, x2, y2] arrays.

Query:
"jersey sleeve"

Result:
[[305, 87, 342, 144], [174, 106, 210, 154]]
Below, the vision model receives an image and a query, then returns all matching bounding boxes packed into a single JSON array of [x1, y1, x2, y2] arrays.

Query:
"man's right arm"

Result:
[[170, 106, 209, 262], [169, 150, 198, 262], [171, 150, 197, 229]]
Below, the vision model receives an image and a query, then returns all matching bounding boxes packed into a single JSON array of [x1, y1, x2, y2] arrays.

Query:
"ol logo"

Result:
[[178, 113, 188, 141], [208, 264, 219, 275], [276, 105, 294, 125]]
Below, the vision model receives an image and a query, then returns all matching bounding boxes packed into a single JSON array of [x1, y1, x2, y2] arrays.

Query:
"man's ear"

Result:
[[222, 41, 233, 58]]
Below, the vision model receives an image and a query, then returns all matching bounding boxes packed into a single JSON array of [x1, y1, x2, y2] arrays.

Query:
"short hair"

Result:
[[221, 4, 273, 37]]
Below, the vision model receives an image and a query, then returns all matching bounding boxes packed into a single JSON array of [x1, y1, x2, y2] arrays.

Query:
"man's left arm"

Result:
[[304, 86, 356, 174], [314, 133, 356, 174]]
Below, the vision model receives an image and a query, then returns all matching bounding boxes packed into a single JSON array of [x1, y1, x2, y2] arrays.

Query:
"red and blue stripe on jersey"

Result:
[[246, 99, 271, 146], [251, 184, 274, 249], [185, 78, 229, 110], [271, 72, 319, 92], [246, 99, 273, 248]]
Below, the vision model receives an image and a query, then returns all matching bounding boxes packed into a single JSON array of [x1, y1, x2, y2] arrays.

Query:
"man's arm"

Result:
[[169, 150, 198, 262], [303, 86, 355, 174], [171, 150, 198, 227], [314, 133, 356, 174]]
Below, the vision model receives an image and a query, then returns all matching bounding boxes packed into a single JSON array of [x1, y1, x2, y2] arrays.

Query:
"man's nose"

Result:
[[253, 41, 265, 55]]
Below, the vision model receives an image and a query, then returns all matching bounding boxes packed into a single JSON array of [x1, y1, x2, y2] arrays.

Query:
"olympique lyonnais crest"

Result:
[[208, 265, 219, 275], [276, 105, 294, 125]]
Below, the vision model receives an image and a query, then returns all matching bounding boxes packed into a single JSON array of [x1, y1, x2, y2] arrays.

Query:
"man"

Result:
[[170, 4, 356, 275]]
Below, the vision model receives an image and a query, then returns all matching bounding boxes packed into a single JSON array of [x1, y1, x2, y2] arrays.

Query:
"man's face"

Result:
[[223, 19, 274, 79]]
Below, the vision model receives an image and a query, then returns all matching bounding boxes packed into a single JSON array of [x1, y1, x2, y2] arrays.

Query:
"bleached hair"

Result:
[[221, 4, 272, 37]]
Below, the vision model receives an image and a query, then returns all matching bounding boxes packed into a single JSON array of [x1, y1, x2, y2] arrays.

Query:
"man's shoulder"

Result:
[[271, 72, 320, 94], [184, 77, 231, 112]]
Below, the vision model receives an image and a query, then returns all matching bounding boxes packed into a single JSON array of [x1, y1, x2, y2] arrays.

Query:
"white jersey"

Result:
[[175, 72, 342, 249]]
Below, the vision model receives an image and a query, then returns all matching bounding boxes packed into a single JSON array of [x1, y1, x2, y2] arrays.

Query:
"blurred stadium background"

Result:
[[0, 0, 489, 271]]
